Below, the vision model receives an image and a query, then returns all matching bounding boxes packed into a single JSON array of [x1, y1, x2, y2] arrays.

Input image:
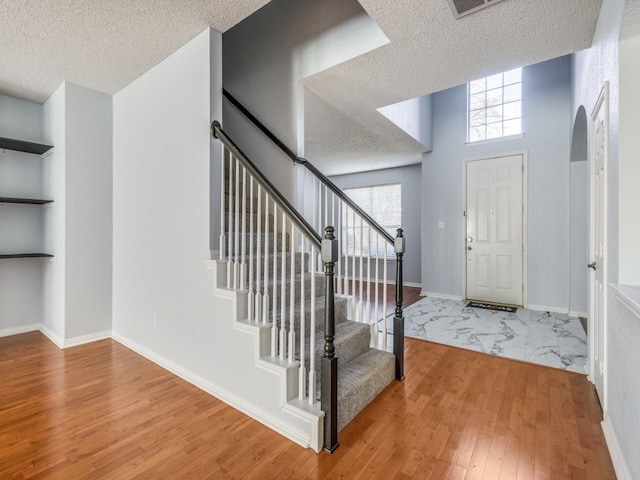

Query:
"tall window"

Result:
[[468, 68, 522, 142], [342, 183, 401, 258]]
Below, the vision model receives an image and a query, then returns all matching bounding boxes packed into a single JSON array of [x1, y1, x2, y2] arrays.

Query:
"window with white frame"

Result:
[[468, 68, 522, 142], [342, 183, 401, 258]]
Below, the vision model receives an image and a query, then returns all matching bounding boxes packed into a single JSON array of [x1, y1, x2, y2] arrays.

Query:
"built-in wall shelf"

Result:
[[0, 197, 53, 205], [0, 253, 54, 259], [0, 136, 53, 155]]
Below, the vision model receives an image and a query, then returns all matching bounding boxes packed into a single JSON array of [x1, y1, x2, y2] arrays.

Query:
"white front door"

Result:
[[590, 83, 608, 408], [466, 155, 523, 305]]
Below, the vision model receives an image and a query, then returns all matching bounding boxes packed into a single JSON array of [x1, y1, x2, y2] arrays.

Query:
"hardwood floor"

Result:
[[0, 332, 615, 479]]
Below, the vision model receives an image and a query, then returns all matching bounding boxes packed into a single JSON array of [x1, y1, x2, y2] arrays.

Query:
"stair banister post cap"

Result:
[[394, 228, 405, 254], [322, 226, 338, 263]]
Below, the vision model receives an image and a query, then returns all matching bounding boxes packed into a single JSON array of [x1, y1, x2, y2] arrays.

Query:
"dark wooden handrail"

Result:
[[222, 89, 394, 245]]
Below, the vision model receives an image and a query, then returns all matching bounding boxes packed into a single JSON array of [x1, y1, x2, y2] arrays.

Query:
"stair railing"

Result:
[[223, 90, 405, 381], [211, 121, 339, 452]]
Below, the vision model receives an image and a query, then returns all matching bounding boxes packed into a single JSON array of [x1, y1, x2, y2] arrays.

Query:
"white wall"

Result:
[[377, 95, 433, 152], [112, 28, 311, 439], [64, 83, 112, 340], [329, 164, 422, 285], [42, 84, 66, 341], [422, 56, 574, 309], [618, 34, 640, 285], [0, 94, 46, 333]]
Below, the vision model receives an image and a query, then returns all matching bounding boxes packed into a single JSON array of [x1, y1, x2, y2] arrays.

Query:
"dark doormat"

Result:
[[466, 301, 517, 313]]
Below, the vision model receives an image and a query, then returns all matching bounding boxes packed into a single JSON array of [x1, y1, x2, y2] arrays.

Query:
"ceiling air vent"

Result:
[[446, 0, 507, 18]]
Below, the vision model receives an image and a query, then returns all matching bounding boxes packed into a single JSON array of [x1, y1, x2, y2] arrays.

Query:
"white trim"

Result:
[[462, 151, 528, 307], [0, 324, 40, 338], [601, 417, 633, 480], [465, 133, 526, 146], [111, 331, 318, 452], [62, 330, 112, 349], [568, 310, 588, 318], [38, 324, 64, 348], [527, 304, 569, 315], [339, 274, 420, 289], [421, 291, 463, 301]]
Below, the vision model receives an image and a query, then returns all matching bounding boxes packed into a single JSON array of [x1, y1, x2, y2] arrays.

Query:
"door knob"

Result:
[[588, 262, 597, 270], [466, 236, 473, 243]]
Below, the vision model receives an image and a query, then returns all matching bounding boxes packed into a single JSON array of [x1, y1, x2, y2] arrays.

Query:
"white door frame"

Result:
[[588, 82, 609, 411], [462, 151, 528, 306]]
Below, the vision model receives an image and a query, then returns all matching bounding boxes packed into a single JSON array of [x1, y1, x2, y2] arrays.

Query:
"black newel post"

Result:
[[321, 226, 339, 453], [394, 228, 405, 381]]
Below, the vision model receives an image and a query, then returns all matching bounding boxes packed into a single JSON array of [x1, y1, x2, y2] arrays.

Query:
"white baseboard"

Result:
[[527, 304, 569, 315], [568, 310, 588, 318], [0, 324, 40, 338], [63, 330, 112, 349], [602, 417, 633, 480], [38, 324, 64, 348], [111, 331, 313, 450], [420, 291, 462, 301]]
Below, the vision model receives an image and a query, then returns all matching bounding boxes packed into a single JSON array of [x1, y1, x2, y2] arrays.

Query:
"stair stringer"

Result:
[[207, 259, 324, 453]]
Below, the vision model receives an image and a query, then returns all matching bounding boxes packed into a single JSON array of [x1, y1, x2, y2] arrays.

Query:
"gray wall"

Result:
[[222, 0, 381, 203], [422, 55, 575, 310], [0, 95, 46, 333], [329, 163, 422, 285]]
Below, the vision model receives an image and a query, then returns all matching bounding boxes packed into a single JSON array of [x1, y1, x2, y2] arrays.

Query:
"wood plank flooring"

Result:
[[0, 332, 615, 479]]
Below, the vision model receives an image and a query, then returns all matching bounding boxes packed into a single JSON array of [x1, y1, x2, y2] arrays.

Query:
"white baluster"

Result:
[[366, 226, 371, 333], [263, 198, 270, 325], [374, 234, 380, 348], [288, 224, 296, 363], [271, 203, 278, 357], [280, 210, 287, 361], [234, 158, 241, 289], [299, 236, 306, 400], [337, 197, 342, 295], [255, 185, 262, 322], [343, 205, 349, 296], [351, 208, 356, 320], [248, 176, 255, 321], [308, 244, 317, 405], [226, 153, 234, 288], [359, 216, 364, 322], [240, 166, 247, 290], [219, 144, 226, 260]]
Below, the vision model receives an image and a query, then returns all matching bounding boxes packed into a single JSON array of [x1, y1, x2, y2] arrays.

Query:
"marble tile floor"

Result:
[[379, 296, 588, 374]]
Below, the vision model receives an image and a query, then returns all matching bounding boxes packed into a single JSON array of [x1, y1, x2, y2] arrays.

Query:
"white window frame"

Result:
[[467, 68, 523, 143], [342, 183, 401, 259]]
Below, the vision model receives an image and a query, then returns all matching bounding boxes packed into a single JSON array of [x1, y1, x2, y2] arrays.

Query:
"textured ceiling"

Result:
[[0, 0, 605, 175], [0, 0, 270, 103], [304, 0, 603, 175]]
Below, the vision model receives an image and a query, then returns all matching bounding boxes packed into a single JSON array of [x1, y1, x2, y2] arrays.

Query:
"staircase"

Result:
[[211, 120, 405, 452]]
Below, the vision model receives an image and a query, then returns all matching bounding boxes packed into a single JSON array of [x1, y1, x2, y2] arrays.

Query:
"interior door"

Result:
[[590, 83, 608, 407], [466, 155, 523, 305]]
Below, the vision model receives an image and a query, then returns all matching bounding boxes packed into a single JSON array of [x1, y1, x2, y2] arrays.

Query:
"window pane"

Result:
[[469, 78, 486, 94], [503, 68, 522, 85], [503, 100, 521, 120], [469, 92, 486, 110], [469, 125, 486, 142], [469, 108, 486, 127], [342, 184, 401, 258], [503, 83, 521, 102], [486, 87, 503, 107], [503, 118, 522, 136], [486, 73, 503, 90], [485, 104, 503, 124], [486, 122, 503, 139]]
